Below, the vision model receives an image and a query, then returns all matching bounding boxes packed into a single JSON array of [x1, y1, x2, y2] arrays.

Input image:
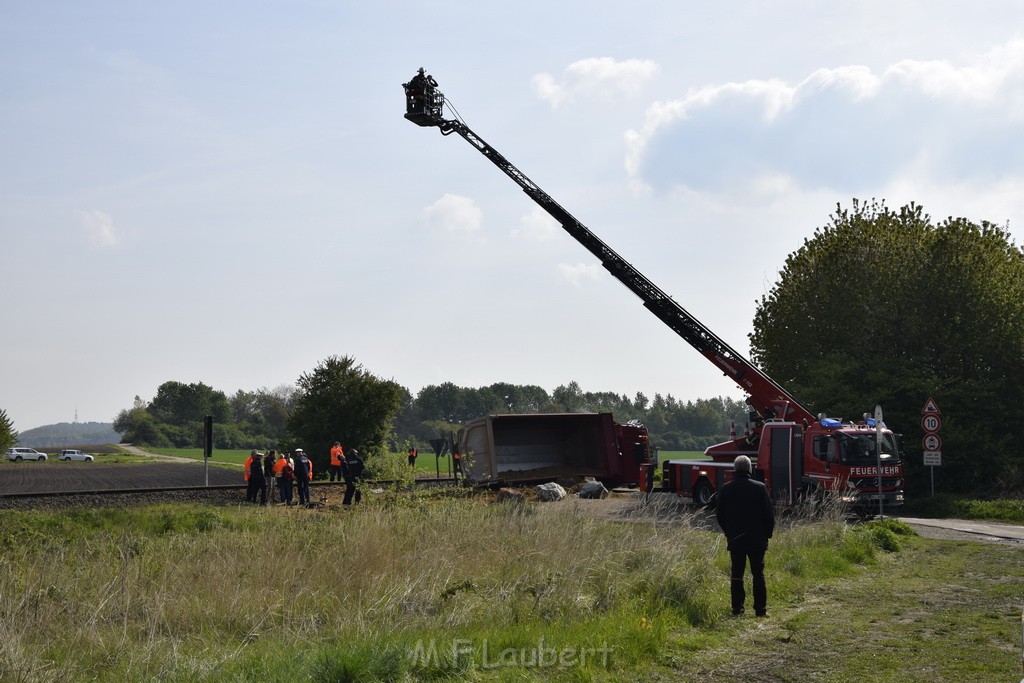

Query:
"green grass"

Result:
[[407, 451, 459, 477], [655, 450, 707, 465], [1, 491, 1015, 681]]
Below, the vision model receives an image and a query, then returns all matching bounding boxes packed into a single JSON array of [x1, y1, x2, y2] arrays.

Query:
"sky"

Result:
[[3, 1, 1024, 431]]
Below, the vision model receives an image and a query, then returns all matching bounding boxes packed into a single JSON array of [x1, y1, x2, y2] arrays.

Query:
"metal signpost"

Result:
[[874, 405, 885, 518], [203, 415, 213, 487], [429, 438, 447, 479], [921, 398, 941, 497]]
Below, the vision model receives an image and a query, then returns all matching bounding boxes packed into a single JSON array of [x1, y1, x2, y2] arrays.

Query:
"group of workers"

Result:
[[243, 443, 363, 507]]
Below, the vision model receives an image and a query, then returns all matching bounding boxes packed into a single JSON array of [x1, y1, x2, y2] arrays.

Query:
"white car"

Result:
[[58, 449, 94, 462], [6, 447, 48, 462]]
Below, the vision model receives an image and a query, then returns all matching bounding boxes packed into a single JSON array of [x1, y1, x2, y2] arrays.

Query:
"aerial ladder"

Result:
[[402, 70, 813, 433], [402, 70, 904, 509]]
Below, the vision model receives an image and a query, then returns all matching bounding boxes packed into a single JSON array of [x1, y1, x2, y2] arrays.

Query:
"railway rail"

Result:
[[0, 478, 459, 500]]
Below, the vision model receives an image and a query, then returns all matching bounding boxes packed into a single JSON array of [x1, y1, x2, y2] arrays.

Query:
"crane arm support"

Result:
[[419, 105, 814, 424]]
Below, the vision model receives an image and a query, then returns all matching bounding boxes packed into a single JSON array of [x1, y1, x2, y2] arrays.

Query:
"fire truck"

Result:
[[402, 70, 905, 510]]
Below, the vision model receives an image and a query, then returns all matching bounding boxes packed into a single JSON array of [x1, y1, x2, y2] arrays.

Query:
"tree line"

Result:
[[113, 367, 750, 458]]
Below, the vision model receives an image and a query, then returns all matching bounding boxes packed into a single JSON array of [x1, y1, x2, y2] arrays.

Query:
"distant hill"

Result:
[[17, 422, 122, 448]]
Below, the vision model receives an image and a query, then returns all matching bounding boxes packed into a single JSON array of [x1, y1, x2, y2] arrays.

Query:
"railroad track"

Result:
[[0, 477, 459, 500]]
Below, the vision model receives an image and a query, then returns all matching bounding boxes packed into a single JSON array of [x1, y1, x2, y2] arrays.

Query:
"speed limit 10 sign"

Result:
[[921, 414, 942, 433]]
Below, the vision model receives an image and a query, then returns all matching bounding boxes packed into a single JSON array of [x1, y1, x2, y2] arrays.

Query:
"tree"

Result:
[[149, 381, 230, 427], [750, 199, 1024, 492], [287, 356, 405, 474], [229, 386, 293, 445], [551, 381, 584, 412], [0, 409, 18, 451]]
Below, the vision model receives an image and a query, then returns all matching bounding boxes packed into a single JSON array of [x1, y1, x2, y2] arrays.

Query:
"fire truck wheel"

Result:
[[693, 480, 714, 508]]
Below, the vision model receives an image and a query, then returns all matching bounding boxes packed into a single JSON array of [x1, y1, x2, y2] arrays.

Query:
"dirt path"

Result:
[[118, 444, 198, 463]]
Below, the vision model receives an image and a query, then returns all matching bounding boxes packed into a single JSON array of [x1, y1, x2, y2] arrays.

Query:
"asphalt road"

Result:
[[895, 515, 1024, 544]]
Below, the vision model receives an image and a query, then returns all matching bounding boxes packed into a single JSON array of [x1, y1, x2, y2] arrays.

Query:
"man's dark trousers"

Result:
[[730, 546, 766, 614]]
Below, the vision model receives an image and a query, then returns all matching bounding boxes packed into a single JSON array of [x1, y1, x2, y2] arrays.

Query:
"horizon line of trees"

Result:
[[113, 376, 750, 455]]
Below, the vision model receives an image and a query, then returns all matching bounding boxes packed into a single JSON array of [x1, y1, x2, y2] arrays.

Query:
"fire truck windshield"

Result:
[[837, 432, 901, 465]]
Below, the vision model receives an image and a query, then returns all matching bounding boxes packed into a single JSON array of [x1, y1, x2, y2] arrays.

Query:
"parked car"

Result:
[[58, 449, 94, 462], [5, 447, 48, 462]]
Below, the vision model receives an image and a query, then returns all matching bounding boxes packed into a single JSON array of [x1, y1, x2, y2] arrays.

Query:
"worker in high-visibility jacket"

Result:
[[452, 448, 462, 479], [243, 451, 255, 482], [249, 451, 267, 505], [274, 451, 297, 505], [243, 450, 255, 494], [273, 451, 291, 504], [329, 442, 344, 482]]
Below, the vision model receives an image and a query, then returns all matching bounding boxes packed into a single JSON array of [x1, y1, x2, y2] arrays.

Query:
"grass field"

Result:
[[0, 491, 1020, 681], [655, 450, 706, 464]]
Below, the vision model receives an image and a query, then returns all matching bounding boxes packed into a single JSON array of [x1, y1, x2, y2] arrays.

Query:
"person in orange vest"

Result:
[[272, 451, 290, 504], [276, 452, 295, 505], [244, 450, 258, 502], [329, 441, 344, 482], [407, 445, 418, 467], [452, 447, 462, 479]]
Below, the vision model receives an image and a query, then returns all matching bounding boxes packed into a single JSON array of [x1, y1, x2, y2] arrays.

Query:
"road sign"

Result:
[[923, 451, 942, 466], [923, 434, 942, 451], [922, 397, 940, 414], [921, 414, 942, 433]]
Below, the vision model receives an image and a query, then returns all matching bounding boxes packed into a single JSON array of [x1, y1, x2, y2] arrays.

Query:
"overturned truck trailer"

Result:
[[456, 412, 650, 487]]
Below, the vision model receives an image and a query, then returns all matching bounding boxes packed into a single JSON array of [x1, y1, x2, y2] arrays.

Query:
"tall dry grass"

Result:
[[0, 490, 884, 681]]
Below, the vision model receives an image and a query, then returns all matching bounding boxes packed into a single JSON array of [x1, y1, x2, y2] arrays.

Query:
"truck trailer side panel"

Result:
[[459, 413, 621, 485]]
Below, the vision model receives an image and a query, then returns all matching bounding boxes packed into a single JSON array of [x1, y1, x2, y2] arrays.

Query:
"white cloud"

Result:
[[557, 262, 603, 287], [80, 209, 118, 247], [533, 57, 658, 108], [885, 38, 1024, 107], [511, 206, 559, 241], [626, 38, 1024, 197], [423, 194, 483, 240]]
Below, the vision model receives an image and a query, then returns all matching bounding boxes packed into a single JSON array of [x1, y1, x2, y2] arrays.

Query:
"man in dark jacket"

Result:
[[342, 449, 363, 505], [293, 448, 312, 506], [715, 455, 775, 617]]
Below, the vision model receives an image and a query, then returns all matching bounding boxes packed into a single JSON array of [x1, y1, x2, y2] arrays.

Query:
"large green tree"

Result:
[[0, 409, 18, 451], [149, 381, 230, 427], [750, 200, 1024, 492], [287, 355, 405, 473]]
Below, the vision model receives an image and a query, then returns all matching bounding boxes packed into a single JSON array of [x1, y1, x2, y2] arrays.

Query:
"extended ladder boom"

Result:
[[403, 73, 814, 424]]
